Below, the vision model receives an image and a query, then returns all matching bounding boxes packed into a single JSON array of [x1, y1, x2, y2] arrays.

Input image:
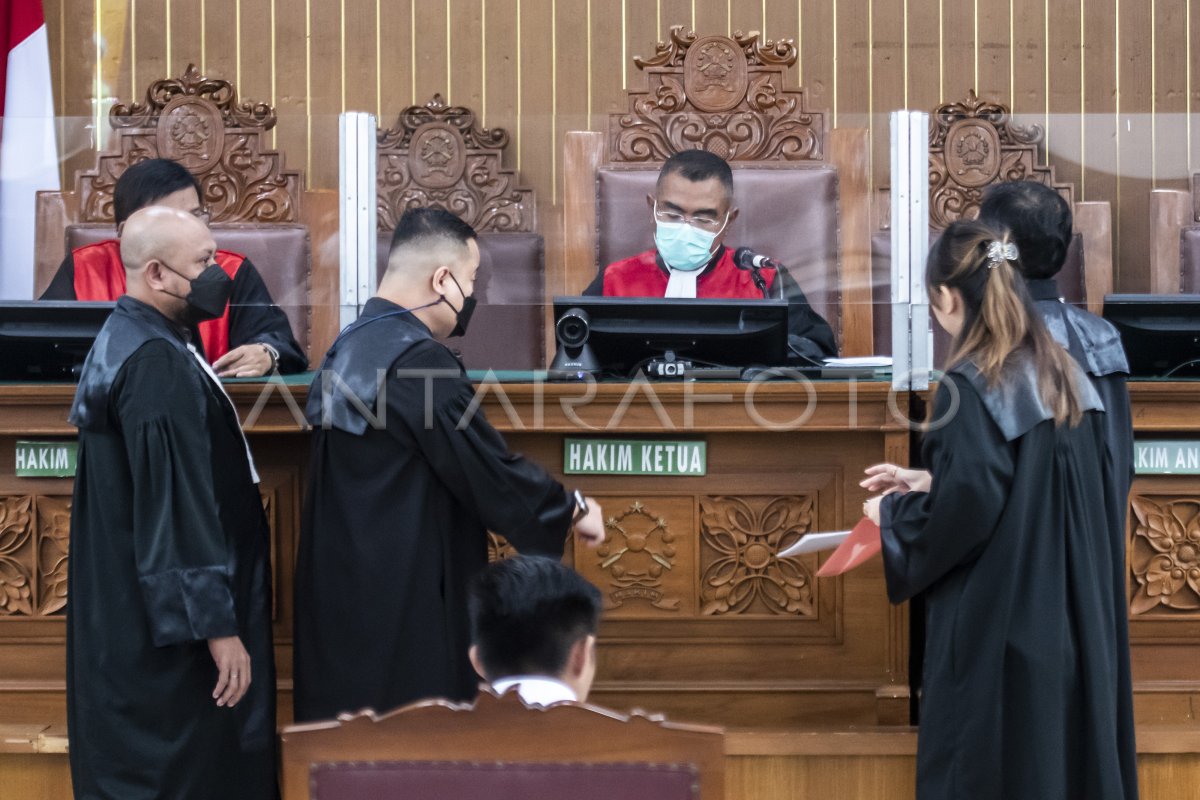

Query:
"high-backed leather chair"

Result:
[[871, 91, 1114, 356], [1148, 175, 1200, 294], [280, 690, 725, 800], [35, 65, 338, 367], [375, 95, 545, 371], [562, 26, 874, 356]]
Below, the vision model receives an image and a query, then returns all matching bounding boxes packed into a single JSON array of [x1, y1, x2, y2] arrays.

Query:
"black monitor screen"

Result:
[[551, 296, 790, 377], [1102, 294, 1200, 378], [0, 301, 116, 381]]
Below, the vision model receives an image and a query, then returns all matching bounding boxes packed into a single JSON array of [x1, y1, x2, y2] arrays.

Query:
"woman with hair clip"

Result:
[[861, 220, 1138, 800]]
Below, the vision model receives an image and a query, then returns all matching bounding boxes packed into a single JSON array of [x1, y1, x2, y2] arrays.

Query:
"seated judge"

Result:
[[40, 158, 306, 376], [468, 555, 602, 706], [583, 149, 838, 360]]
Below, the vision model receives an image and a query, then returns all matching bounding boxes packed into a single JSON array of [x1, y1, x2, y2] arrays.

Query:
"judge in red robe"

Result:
[[583, 150, 837, 360], [40, 158, 306, 376]]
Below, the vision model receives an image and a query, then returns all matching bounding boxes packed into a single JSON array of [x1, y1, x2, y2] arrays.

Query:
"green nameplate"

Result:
[[564, 439, 706, 476], [15, 441, 78, 477], [1135, 441, 1200, 475]]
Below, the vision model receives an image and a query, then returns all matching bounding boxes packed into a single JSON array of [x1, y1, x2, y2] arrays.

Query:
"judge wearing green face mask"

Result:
[[583, 149, 837, 360]]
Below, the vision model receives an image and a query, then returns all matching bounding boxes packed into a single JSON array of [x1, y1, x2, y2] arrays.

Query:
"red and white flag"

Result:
[[1, 0, 59, 299]]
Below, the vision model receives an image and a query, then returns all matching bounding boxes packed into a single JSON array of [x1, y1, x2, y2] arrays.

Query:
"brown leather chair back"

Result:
[[375, 230, 545, 370], [595, 165, 842, 334], [280, 691, 725, 800], [67, 223, 313, 356], [311, 761, 698, 800], [1181, 227, 1200, 293]]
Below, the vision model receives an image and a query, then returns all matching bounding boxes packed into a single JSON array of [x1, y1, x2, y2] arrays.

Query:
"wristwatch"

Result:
[[258, 342, 280, 372], [571, 490, 589, 524]]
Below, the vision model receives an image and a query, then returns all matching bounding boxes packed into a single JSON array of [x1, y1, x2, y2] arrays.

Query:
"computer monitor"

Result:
[[1102, 294, 1200, 378], [550, 296, 790, 378], [0, 301, 116, 381]]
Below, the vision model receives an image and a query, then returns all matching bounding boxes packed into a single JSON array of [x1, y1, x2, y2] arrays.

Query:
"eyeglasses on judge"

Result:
[[652, 203, 728, 233]]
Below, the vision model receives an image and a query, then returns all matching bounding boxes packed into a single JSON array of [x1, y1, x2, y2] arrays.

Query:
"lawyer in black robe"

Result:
[[294, 298, 578, 722], [878, 355, 1138, 800], [67, 295, 276, 798]]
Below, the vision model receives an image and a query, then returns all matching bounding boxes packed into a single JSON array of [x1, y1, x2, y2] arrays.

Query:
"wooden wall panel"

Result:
[[43, 0, 1200, 296]]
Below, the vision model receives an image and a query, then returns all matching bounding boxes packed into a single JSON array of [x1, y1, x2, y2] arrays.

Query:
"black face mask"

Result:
[[442, 273, 477, 338], [161, 261, 234, 324]]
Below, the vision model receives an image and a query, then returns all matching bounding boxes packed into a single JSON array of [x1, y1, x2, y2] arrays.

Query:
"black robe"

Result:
[[293, 297, 576, 722], [880, 354, 1138, 800], [42, 250, 308, 373], [67, 296, 276, 799]]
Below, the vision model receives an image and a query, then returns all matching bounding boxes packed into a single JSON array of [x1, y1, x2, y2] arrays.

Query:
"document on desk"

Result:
[[778, 530, 851, 558]]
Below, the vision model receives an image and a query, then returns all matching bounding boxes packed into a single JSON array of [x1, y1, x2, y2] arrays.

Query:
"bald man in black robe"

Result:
[[67, 207, 276, 799]]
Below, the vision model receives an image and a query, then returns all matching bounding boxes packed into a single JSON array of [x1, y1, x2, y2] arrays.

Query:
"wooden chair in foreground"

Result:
[[280, 690, 725, 800], [870, 90, 1114, 353], [1149, 173, 1200, 294], [374, 94, 545, 370], [35, 64, 339, 367], [563, 25, 874, 356]]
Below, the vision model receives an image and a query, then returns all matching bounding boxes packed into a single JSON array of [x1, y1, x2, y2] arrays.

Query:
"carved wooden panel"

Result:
[[609, 25, 825, 163], [74, 64, 302, 224], [377, 94, 535, 233], [574, 497, 695, 618], [698, 495, 817, 617], [487, 532, 518, 562], [927, 91, 1074, 230], [0, 491, 282, 619], [0, 495, 70, 617], [1129, 494, 1200, 616]]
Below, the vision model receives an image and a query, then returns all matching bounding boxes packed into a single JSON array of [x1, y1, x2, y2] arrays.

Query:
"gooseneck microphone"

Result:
[[733, 247, 778, 299]]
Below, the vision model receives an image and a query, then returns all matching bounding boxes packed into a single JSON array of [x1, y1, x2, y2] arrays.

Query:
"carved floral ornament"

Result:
[[1129, 495, 1200, 615], [699, 495, 815, 617], [0, 496, 70, 617], [927, 90, 1073, 230], [610, 26, 824, 163], [75, 64, 301, 224], [377, 94, 534, 232]]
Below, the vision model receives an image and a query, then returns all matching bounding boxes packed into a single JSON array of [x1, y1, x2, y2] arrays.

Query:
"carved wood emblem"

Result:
[[0, 496, 71, 616], [699, 495, 815, 616], [377, 94, 535, 232], [1129, 495, 1200, 615], [487, 532, 518, 562], [610, 25, 824, 162], [928, 90, 1073, 230], [595, 501, 680, 611], [74, 64, 302, 224]]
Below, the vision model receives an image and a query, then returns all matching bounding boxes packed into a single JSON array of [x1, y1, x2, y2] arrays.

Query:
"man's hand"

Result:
[[863, 495, 883, 525], [860, 463, 931, 495], [573, 497, 605, 548], [214, 344, 275, 378], [208, 635, 251, 708]]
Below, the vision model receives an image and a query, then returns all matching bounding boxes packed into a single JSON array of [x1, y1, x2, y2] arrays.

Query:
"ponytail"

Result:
[[928, 220, 1085, 426]]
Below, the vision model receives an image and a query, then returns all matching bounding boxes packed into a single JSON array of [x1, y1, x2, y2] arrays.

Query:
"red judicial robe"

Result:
[[585, 246, 837, 358], [40, 239, 307, 371]]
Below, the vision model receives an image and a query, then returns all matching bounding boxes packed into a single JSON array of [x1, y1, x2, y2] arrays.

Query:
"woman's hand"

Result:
[[860, 463, 931, 495]]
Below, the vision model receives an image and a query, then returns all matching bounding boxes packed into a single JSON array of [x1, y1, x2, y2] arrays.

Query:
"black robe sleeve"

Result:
[[582, 269, 606, 296], [390, 341, 576, 554], [39, 253, 78, 300], [114, 341, 239, 646], [879, 373, 1016, 603], [771, 267, 838, 359], [226, 259, 308, 372]]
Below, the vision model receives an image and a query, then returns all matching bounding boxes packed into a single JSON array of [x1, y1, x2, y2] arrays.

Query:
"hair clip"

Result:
[[986, 240, 1019, 268]]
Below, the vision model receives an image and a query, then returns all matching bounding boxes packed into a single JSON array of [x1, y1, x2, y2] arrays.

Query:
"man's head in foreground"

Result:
[[468, 555, 602, 703]]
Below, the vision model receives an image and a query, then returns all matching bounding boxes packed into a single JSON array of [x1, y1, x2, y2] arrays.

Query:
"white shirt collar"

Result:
[[664, 268, 699, 298], [491, 676, 578, 707]]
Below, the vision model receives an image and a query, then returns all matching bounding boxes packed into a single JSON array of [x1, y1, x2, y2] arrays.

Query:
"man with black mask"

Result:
[[67, 206, 277, 798], [293, 207, 605, 721]]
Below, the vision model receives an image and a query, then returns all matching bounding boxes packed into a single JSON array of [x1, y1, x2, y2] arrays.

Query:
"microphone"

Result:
[[733, 247, 776, 299], [733, 247, 781, 271]]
